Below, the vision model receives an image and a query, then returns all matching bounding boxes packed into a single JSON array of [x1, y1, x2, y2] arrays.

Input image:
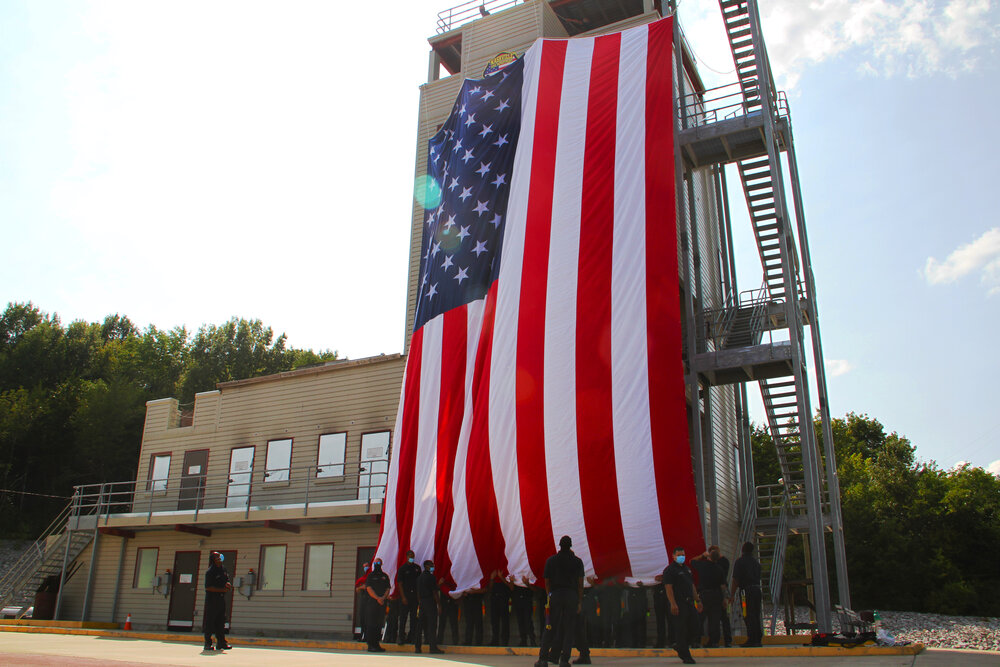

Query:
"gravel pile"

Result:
[[0, 540, 33, 582], [761, 605, 1000, 651]]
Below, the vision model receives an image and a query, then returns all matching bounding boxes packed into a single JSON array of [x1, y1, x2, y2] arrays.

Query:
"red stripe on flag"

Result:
[[644, 17, 703, 554], [393, 328, 425, 568], [576, 31, 630, 579], [434, 307, 467, 582], [515, 38, 567, 576], [466, 286, 507, 583]]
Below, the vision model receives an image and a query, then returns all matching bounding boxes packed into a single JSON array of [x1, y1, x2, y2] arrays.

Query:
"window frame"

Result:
[[257, 544, 287, 592], [302, 542, 335, 592], [264, 438, 293, 484], [358, 430, 391, 501], [133, 547, 159, 588], [147, 452, 171, 492], [316, 432, 347, 479]]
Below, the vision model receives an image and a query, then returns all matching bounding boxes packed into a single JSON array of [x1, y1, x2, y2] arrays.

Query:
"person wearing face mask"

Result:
[[365, 558, 391, 653], [415, 559, 445, 654], [397, 549, 422, 644], [354, 562, 371, 642], [730, 542, 762, 648], [662, 546, 701, 665]]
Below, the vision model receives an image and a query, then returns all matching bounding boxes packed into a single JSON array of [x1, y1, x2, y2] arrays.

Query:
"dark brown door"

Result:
[[167, 551, 200, 631], [219, 550, 237, 632], [177, 449, 209, 510], [352, 546, 376, 637]]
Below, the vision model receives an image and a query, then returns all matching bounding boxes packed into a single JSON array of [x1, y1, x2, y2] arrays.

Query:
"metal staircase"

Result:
[[0, 499, 90, 618], [712, 0, 841, 632]]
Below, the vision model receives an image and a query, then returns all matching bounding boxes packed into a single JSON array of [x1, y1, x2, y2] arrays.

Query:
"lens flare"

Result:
[[414, 175, 442, 210]]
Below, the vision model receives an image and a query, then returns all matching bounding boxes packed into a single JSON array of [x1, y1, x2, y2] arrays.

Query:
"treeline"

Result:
[[0, 302, 338, 538], [752, 413, 1000, 616]]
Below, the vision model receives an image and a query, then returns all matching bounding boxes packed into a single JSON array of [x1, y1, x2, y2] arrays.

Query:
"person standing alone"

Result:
[[662, 546, 701, 665], [202, 551, 232, 652], [535, 535, 584, 667]]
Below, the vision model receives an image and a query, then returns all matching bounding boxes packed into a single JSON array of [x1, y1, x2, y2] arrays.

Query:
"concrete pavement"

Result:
[[0, 633, 998, 667]]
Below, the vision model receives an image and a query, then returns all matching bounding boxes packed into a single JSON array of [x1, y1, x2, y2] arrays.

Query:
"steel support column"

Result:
[[672, 16, 708, 541], [785, 132, 851, 609]]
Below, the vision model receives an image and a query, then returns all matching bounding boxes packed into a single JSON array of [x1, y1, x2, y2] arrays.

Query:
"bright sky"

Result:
[[2, 0, 998, 474]]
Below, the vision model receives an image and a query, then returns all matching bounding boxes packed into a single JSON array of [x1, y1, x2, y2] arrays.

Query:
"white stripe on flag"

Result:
[[411, 319, 443, 561], [610, 24, 667, 581], [447, 300, 486, 592], [487, 39, 545, 580], [543, 35, 593, 578]]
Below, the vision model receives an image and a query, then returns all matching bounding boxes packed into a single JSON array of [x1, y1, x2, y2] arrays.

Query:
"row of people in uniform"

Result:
[[356, 542, 763, 662]]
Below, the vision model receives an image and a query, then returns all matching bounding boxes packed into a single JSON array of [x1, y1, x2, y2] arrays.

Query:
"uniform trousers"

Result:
[[670, 600, 698, 663], [415, 597, 438, 651], [203, 593, 227, 647], [538, 589, 578, 663], [462, 593, 484, 645], [365, 600, 387, 650], [742, 585, 763, 645], [700, 587, 724, 646], [437, 594, 460, 645], [398, 594, 418, 643]]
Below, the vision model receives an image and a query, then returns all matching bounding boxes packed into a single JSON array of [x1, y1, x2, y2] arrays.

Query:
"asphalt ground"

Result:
[[0, 633, 998, 667]]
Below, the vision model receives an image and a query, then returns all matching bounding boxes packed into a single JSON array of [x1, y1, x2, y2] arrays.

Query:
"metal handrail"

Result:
[[677, 81, 788, 130], [0, 499, 75, 613], [69, 459, 390, 523], [702, 282, 777, 351], [436, 0, 524, 33], [768, 496, 790, 634]]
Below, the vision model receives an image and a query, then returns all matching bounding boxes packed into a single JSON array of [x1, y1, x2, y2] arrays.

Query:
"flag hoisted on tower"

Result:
[[376, 15, 704, 592]]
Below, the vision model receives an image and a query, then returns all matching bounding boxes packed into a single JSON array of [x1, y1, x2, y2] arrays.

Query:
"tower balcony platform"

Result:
[[677, 81, 791, 168]]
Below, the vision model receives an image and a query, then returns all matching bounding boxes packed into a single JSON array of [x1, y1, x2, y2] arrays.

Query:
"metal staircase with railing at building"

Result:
[[675, 0, 852, 634], [0, 499, 91, 619]]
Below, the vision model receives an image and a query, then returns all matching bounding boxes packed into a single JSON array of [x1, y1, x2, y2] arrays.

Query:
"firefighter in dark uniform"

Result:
[[691, 547, 726, 648], [663, 546, 701, 665], [488, 568, 512, 646], [437, 577, 460, 646], [202, 551, 232, 651], [535, 535, 584, 667], [397, 549, 422, 644], [626, 581, 649, 647], [365, 558, 391, 652], [512, 575, 537, 646], [415, 559, 445, 654], [716, 548, 733, 647], [462, 583, 485, 645], [652, 573, 668, 648], [580, 576, 599, 653], [596, 577, 621, 647], [730, 542, 763, 647]]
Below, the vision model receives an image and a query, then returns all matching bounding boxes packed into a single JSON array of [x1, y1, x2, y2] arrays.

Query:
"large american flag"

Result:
[[376, 16, 704, 592]]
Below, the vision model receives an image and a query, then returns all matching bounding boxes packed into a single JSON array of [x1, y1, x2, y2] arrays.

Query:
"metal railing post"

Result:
[[53, 491, 78, 620], [81, 483, 105, 621]]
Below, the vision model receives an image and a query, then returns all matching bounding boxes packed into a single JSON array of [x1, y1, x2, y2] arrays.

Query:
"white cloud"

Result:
[[924, 228, 1000, 295], [826, 359, 854, 377], [680, 0, 1000, 90], [952, 459, 969, 470], [988, 459, 1000, 476]]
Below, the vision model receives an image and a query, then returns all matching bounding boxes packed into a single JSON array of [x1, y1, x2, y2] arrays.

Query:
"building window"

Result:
[[258, 545, 287, 591], [148, 453, 170, 492], [317, 433, 346, 478], [359, 431, 390, 501], [133, 547, 158, 588], [265, 438, 292, 483], [303, 543, 334, 591]]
